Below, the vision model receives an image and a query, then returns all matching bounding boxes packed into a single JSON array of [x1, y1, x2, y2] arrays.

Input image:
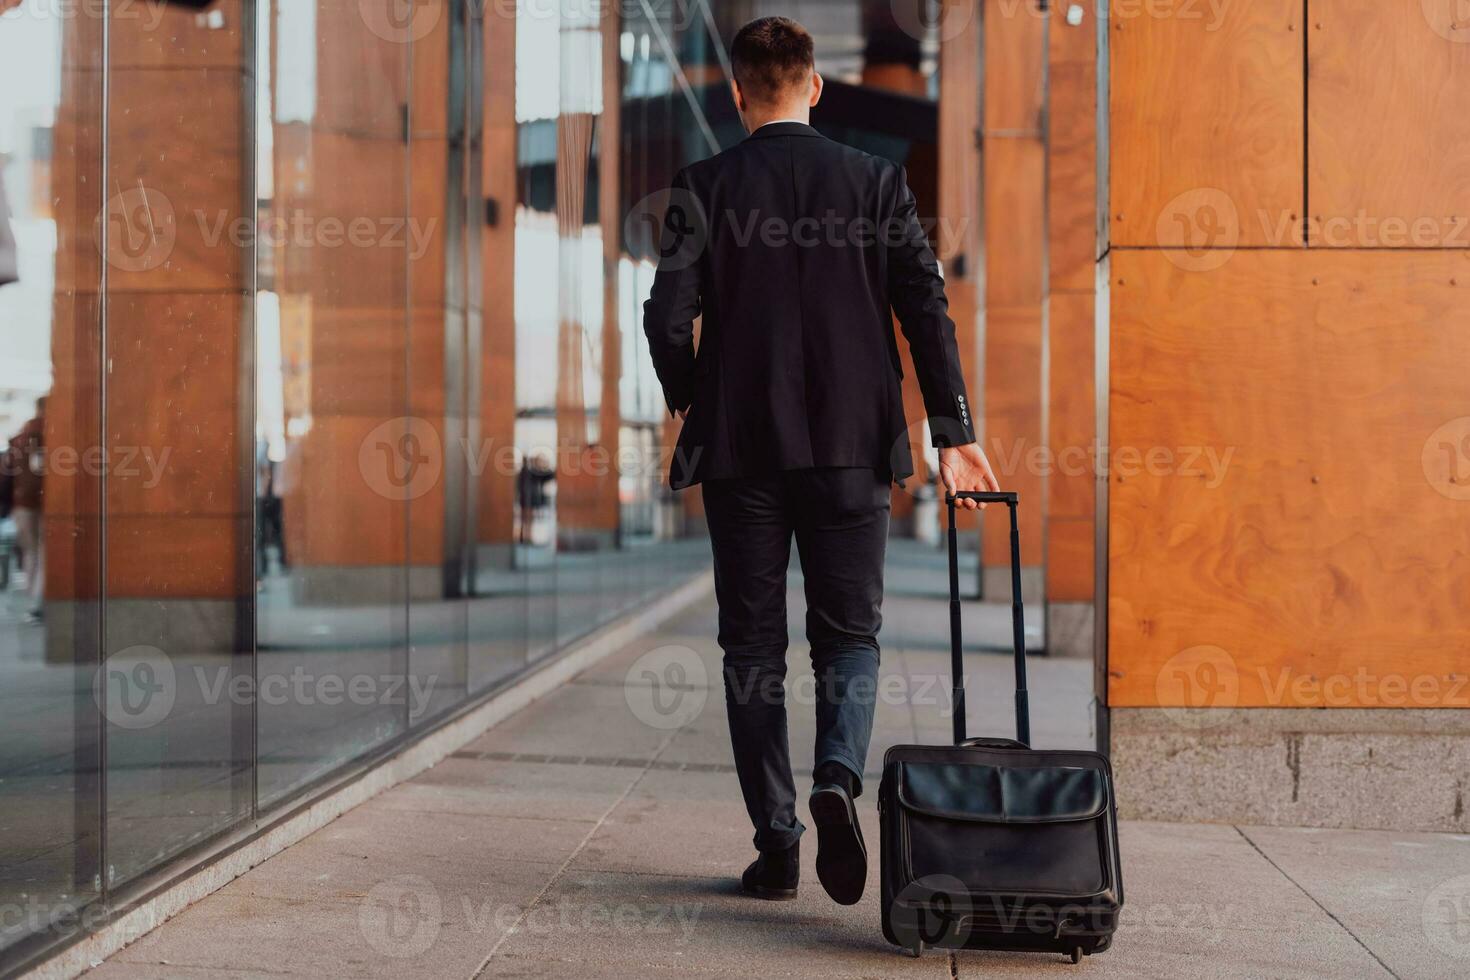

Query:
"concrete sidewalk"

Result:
[[84, 593, 1469, 979]]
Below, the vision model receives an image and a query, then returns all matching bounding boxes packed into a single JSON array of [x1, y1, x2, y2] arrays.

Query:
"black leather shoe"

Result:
[[740, 841, 799, 900], [810, 780, 866, 905]]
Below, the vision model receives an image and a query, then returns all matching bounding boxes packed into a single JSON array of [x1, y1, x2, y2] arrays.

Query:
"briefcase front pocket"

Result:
[[894, 760, 1112, 900]]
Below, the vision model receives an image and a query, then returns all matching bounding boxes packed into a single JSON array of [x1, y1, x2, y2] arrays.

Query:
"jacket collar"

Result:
[[744, 121, 824, 141]]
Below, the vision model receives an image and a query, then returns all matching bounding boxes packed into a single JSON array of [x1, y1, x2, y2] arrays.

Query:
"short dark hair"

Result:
[[731, 16, 815, 106]]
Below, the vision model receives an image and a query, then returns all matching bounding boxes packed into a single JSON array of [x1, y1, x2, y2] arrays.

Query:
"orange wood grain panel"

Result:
[[408, 308, 450, 415], [939, 0, 983, 267], [41, 292, 103, 602], [935, 4, 984, 529], [480, 6, 517, 545], [982, 306, 1044, 568], [282, 414, 410, 568], [50, 71, 104, 296], [1047, 290, 1095, 521], [984, 4, 1047, 568], [104, 68, 248, 294], [1048, 0, 1098, 294], [300, 308, 408, 417], [103, 292, 247, 518], [409, 138, 450, 310], [411, 3, 452, 139], [984, 0, 1047, 135], [283, 132, 410, 315], [1047, 516, 1094, 601], [1308, 0, 1470, 248], [1109, 0, 1303, 248], [985, 138, 1047, 309], [108, 0, 248, 69], [103, 515, 245, 599], [313, 0, 412, 139], [1109, 249, 1470, 708]]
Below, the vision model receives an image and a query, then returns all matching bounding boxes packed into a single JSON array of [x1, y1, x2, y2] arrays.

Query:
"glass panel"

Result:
[[0, 0, 726, 961], [254, 0, 411, 805], [0, 0, 103, 952], [408, 0, 470, 725], [513, 7, 559, 666], [100, 0, 256, 885], [468, 6, 526, 694], [552, 1, 608, 650]]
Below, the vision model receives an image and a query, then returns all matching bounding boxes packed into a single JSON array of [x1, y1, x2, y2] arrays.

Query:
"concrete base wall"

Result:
[[1045, 601, 1094, 659], [1111, 707, 1470, 832], [981, 565, 1045, 604], [289, 565, 442, 605]]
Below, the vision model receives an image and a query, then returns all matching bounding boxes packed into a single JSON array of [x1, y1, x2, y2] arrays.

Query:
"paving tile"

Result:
[[78, 585, 1439, 980], [939, 821, 1397, 980], [1240, 824, 1470, 979], [482, 869, 953, 979], [236, 806, 589, 902], [105, 885, 525, 979], [462, 680, 676, 760], [380, 757, 641, 823]]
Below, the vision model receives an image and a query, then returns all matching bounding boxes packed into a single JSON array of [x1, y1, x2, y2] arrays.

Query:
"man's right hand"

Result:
[[938, 443, 1001, 510]]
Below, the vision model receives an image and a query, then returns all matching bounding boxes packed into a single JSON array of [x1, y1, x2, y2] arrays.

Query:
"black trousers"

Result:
[[702, 467, 890, 852]]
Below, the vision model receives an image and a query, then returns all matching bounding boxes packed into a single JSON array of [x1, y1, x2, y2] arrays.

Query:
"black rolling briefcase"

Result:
[[878, 491, 1122, 962]]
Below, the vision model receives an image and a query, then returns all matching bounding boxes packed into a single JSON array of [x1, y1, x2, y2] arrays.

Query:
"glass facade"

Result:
[[0, 0, 732, 963], [0, 0, 1018, 968]]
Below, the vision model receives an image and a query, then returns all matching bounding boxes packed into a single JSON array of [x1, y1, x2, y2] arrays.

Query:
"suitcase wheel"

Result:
[[905, 938, 923, 958], [1068, 946, 1083, 965]]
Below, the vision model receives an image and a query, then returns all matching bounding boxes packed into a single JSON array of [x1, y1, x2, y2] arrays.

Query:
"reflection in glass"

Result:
[[253, 0, 410, 805], [0, 0, 102, 952], [2, 0, 740, 963]]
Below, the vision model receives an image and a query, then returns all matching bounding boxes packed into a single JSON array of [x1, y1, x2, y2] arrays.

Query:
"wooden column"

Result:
[[982, 0, 1047, 599], [275, 0, 413, 600], [98, 2, 253, 620], [1045, 0, 1098, 656], [480, 3, 517, 550]]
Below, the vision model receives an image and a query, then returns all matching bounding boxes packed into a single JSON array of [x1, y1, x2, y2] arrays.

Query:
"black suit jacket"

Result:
[[643, 121, 976, 490]]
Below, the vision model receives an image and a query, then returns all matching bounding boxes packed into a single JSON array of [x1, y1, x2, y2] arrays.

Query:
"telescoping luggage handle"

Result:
[[945, 491, 1028, 747]]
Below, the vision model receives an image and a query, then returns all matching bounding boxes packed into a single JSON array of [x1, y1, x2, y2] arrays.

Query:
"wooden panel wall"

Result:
[[1107, 2, 1470, 708], [936, 0, 984, 533], [1109, 250, 1470, 707], [982, 0, 1046, 579], [1309, 0, 1470, 247], [1109, 0, 1302, 248], [1046, 0, 1098, 603], [481, 6, 517, 545]]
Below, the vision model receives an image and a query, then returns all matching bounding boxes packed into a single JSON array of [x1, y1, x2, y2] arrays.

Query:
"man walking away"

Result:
[[643, 16, 1000, 905]]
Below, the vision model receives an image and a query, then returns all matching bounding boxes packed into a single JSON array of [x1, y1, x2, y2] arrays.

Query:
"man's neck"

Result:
[[744, 107, 810, 133]]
